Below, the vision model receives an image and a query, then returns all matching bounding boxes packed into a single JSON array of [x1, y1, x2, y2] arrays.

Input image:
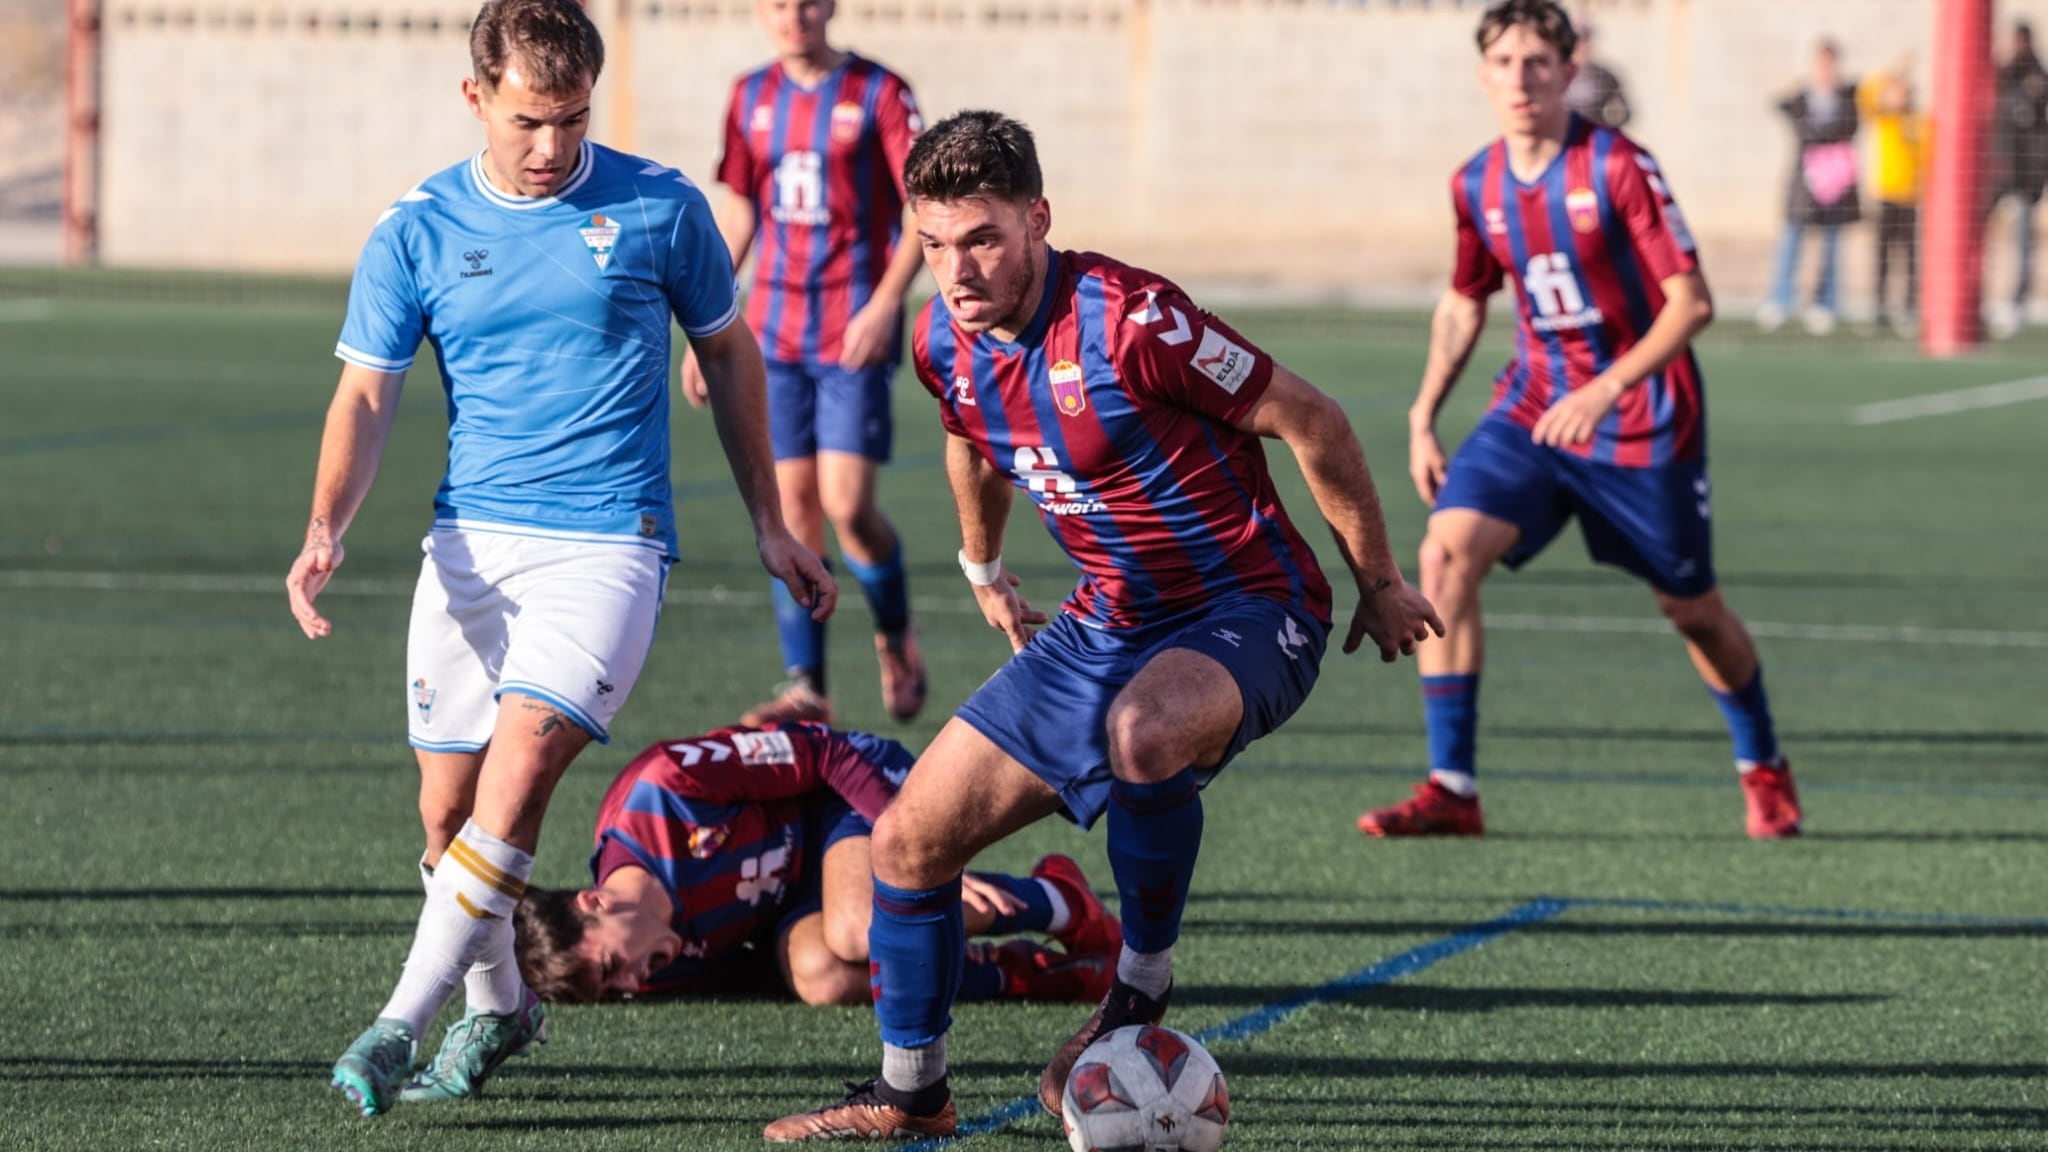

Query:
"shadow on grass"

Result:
[[1169, 984, 1886, 1012], [1194, 917, 2048, 940], [1222, 1053, 2046, 1082], [1275, 723, 2048, 747]]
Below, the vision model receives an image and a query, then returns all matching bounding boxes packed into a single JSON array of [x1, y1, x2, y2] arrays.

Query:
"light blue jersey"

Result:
[[337, 140, 739, 555]]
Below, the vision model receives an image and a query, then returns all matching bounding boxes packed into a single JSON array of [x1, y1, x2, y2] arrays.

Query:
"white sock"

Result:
[[418, 853, 434, 893], [464, 917, 527, 1015], [1116, 945, 1173, 1000], [1038, 879, 1072, 936], [1430, 769, 1479, 798], [881, 1034, 947, 1092], [379, 820, 533, 1035]]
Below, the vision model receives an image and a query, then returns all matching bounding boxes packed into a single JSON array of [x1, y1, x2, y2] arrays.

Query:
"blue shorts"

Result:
[[766, 358, 895, 462], [957, 596, 1330, 829], [1437, 416, 1716, 598]]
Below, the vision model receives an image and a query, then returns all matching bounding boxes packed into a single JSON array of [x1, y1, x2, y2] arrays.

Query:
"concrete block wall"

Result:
[[90, 0, 2048, 302]]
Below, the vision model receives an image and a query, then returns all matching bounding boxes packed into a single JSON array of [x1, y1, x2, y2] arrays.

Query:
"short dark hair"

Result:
[[903, 110, 1044, 204], [1475, 0, 1579, 60], [470, 0, 605, 94], [513, 887, 605, 1004]]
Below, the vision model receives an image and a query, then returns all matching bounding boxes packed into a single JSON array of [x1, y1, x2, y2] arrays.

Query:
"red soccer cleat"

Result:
[[979, 939, 1114, 1003], [1032, 854, 1122, 958], [1741, 761, 1803, 838], [1356, 780, 1485, 838], [874, 627, 928, 723]]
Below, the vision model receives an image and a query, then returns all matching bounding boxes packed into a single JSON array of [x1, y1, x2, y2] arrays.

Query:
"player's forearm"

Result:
[[1289, 412, 1405, 592], [947, 434, 1011, 563], [714, 192, 758, 273], [1597, 275, 1714, 393], [873, 220, 927, 308], [1413, 291, 1486, 430], [305, 370, 403, 542], [697, 330, 787, 536]]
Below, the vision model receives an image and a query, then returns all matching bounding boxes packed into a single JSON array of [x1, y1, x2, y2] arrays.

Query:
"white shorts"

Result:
[[405, 526, 669, 752]]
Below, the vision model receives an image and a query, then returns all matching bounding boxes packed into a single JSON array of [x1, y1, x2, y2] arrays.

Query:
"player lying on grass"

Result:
[[506, 722, 1119, 1014]]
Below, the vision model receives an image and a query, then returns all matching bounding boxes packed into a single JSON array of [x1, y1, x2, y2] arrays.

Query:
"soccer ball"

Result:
[[1061, 1024, 1229, 1152]]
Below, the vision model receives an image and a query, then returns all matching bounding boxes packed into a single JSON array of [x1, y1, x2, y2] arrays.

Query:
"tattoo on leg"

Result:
[[520, 699, 571, 738]]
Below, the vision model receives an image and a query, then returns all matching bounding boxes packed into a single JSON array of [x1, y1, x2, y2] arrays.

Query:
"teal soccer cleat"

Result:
[[330, 1017, 418, 1117], [399, 987, 547, 1103]]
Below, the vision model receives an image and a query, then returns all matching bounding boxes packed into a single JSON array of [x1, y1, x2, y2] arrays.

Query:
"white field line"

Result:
[[5, 569, 2046, 650], [1850, 375, 2048, 425], [0, 299, 52, 323]]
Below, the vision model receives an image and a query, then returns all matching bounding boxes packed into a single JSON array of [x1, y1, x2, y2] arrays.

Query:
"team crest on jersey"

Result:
[[1485, 207, 1507, 235], [579, 214, 621, 271], [413, 678, 436, 723], [1048, 360, 1087, 417], [687, 824, 731, 860], [830, 102, 865, 143], [751, 104, 774, 134], [1566, 188, 1600, 234]]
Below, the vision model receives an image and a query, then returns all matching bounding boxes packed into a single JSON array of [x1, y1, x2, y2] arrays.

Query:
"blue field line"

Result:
[[901, 897, 1571, 1149], [1557, 895, 2048, 929]]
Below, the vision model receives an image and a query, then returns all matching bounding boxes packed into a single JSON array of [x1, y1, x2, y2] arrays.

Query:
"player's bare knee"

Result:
[[1657, 591, 1724, 644], [1418, 533, 1480, 607], [870, 808, 955, 888], [786, 941, 862, 1006], [418, 795, 466, 852], [1104, 702, 1179, 783], [822, 907, 870, 964]]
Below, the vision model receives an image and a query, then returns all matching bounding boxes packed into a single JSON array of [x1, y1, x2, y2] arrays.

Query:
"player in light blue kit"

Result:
[[282, 0, 835, 1118]]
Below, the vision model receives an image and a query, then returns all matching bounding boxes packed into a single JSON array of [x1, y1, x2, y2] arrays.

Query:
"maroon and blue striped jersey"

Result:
[[911, 250, 1332, 631], [1451, 116, 1706, 466], [716, 54, 921, 364], [590, 723, 902, 995]]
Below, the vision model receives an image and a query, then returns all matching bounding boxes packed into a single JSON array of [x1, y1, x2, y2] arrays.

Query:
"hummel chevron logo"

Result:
[[1128, 290, 1193, 346], [667, 739, 733, 766]]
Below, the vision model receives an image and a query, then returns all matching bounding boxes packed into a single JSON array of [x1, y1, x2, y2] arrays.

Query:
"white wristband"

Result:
[[958, 549, 1003, 586]]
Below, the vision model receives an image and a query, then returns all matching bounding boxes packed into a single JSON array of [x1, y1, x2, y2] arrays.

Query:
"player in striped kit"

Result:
[[762, 110, 1441, 1141], [683, 0, 930, 728], [1356, 0, 1802, 841], [505, 723, 1119, 1013]]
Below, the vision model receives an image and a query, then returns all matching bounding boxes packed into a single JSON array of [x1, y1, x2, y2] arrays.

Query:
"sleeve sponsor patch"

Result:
[[732, 730, 797, 765], [1191, 326, 1254, 394]]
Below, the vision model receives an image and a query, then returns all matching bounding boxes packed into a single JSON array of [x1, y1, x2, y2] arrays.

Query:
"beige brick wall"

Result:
[[89, 0, 2045, 298]]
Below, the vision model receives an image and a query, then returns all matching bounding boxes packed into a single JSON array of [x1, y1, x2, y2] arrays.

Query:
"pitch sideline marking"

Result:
[[901, 898, 1572, 1148], [4, 569, 2044, 650], [1850, 374, 2048, 425], [904, 894, 2048, 1146]]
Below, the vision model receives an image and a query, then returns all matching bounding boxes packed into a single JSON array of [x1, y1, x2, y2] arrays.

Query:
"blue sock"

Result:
[[771, 557, 832, 692], [955, 947, 1003, 1002], [842, 538, 911, 637], [966, 871, 1053, 936], [1107, 770, 1204, 955], [1422, 673, 1481, 779], [1711, 667, 1781, 767], [869, 877, 963, 1049]]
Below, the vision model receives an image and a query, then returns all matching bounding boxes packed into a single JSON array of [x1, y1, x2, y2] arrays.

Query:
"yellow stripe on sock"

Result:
[[455, 892, 501, 921], [445, 838, 528, 903]]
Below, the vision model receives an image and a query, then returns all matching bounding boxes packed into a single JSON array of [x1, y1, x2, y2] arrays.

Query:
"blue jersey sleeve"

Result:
[[335, 210, 425, 372], [664, 181, 741, 339]]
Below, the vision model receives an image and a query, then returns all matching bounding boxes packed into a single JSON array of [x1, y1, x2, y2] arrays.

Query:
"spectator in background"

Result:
[[1991, 21, 2048, 338], [1759, 39, 1862, 336], [1565, 20, 1632, 130], [1858, 59, 1927, 335]]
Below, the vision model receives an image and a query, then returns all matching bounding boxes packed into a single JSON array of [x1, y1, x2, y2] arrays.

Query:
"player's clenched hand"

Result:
[[961, 873, 1025, 920], [285, 528, 345, 639], [679, 349, 712, 410], [759, 531, 839, 622], [1343, 577, 1445, 663], [1531, 376, 1626, 448], [1409, 426, 1447, 507], [973, 571, 1047, 653], [838, 302, 899, 370]]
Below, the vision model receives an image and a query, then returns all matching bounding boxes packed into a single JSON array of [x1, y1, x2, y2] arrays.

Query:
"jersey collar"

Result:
[[469, 140, 597, 211]]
